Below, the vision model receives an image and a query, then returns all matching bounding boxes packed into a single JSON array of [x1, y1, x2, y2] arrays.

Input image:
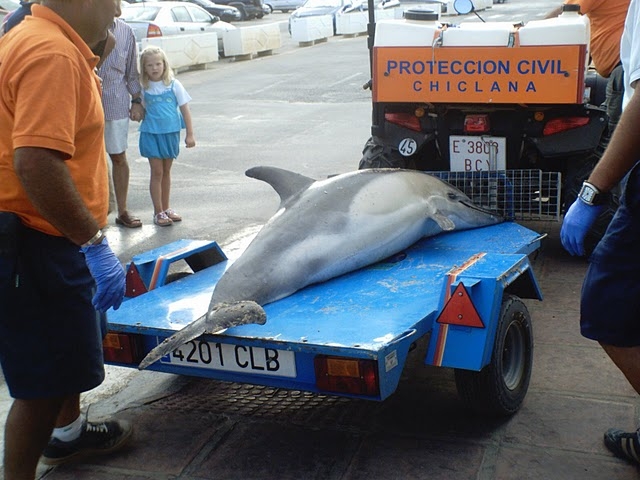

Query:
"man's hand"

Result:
[[81, 236, 126, 312], [560, 199, 604, 256]]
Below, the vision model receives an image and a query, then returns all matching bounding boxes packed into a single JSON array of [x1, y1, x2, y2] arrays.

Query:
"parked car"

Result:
[[263, 0, 304, 14], [288, 0, 394, 35], [212, 0, 264, 20], [165, 0, 242, 22], [121, 1, 236, 52], [288, 0, 350, 34]]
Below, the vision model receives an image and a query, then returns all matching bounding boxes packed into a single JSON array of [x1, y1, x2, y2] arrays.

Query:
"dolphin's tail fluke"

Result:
[[137, 301, 267, 370]]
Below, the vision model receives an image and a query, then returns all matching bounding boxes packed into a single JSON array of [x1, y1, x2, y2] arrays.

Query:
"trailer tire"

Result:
[[454, 294, 532, 417], [563, 149, 620, 255], [359, 136, 416, 170]]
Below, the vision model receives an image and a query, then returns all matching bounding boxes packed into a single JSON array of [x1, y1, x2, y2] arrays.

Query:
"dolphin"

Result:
[[138, 167, 503, 369]]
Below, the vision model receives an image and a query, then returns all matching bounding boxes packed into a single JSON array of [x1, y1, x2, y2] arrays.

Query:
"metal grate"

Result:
[[427, 169, 562, 221]]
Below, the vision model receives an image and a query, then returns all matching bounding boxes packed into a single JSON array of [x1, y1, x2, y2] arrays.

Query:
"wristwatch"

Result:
[[131, 97, 142, 105], [81, 230, 105, 249], [578, 181, 609, 206]]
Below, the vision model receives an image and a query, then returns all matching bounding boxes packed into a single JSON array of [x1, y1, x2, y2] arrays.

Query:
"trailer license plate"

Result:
[[449, 136, 506, 172], [160, 339, 297, 378]]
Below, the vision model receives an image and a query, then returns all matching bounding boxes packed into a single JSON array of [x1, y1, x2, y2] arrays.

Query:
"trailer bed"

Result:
[[106, 221, 542, 400]]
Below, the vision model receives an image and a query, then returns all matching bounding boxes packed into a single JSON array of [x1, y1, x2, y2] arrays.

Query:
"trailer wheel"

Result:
[[359, 136, 416, 170], [454, 294, 533, 416]]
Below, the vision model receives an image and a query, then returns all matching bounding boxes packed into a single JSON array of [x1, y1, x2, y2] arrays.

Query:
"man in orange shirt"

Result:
[[546, 0, 630, 135], [0, 1, 131, 478]]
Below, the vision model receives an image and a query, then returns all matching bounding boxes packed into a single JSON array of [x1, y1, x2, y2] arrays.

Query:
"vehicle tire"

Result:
[[563, 147, 620, 255], [358, 136, 417, 170], [234, 4, 248, 20], [282, 8, 289, 12], [454, 294, 533, 417], [265, 4, 273, 13]]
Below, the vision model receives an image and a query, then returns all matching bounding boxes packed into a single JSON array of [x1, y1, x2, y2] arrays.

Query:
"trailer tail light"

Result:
[[103, 332, 145, 364], [543, 117, 590, 136], [314, 355, 379, 396], [147, 24, 163, 38], [464, 114, 490, 133], [385, 112, 421, 132]]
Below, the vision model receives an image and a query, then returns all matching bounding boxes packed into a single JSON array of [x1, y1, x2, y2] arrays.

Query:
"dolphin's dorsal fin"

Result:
[[432, 213, 456, 231], [246, 166, 316, 205]]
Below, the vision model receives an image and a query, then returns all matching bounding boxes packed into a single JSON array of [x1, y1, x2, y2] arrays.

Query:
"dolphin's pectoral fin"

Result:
[[204, 301, 267, 333], [137, 301, 267, 371], [138, 315, 209, 370], [245, 166, 316, 206], [432, 213, 456, 231]]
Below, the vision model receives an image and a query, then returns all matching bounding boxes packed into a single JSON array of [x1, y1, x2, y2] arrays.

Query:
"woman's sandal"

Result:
[[115, 212, 142, 228], [154, 212, 173, 227]]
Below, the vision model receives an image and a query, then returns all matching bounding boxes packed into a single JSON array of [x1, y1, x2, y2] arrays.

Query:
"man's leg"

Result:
[[110, 151, 130, 218], [4, 397, 63, 480], [111, 152, 141, 227], [600, 343, 640, 395]]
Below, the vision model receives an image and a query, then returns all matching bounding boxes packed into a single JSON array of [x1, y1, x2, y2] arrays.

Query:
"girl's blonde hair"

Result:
[[139, 46, 174, 88]]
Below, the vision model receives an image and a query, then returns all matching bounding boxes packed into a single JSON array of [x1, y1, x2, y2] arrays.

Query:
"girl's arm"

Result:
[[180, 103, 195, 148]]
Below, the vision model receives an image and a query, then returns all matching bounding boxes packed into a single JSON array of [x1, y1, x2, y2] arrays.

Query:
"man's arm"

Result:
[[14, 147, 102, 246], [587, 88, 640, 193]]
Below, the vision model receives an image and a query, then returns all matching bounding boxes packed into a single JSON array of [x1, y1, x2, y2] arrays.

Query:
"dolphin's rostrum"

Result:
[[138, 167, 503, 369]]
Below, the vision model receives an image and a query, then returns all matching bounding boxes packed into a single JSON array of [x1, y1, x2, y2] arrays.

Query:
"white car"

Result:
[[121, 1, 236, 52]]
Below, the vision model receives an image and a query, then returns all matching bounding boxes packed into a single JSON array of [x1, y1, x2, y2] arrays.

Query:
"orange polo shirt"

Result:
[[0, 5, 108, 236], [566, 0, 630, 77]]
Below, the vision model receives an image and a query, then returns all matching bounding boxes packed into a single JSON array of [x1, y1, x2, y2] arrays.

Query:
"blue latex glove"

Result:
[[81, 236, 126, 312], [560, 198, 604, 256]]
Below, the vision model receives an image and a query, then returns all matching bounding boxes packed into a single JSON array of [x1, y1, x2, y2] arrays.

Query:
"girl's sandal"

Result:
[[164, 209, 182, 222], [154, 212, 173, 226]]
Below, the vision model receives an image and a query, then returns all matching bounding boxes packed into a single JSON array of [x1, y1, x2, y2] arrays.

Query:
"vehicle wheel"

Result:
[[454, 294, 533, 417], [235, 5, 248, 20], [265, 4, 273, 13], [359, 136, 417, 170], [563, 146, 620, 255], [282, 8, 289, 12]]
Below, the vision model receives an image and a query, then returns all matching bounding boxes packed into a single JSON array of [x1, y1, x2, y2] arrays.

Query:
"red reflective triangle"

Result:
[[125, 263, 148, 298], [437, 283, 484, 328]]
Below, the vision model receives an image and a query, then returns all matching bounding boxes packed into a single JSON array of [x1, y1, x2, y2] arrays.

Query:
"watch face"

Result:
[[580, 184, 597, 204]]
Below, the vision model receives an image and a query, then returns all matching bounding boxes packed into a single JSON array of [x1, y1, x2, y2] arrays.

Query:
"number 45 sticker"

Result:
[[398, 138, 417, 157]]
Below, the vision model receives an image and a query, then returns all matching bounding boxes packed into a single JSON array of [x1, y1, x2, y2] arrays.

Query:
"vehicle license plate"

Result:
[[160, 339, 297, 378], [449, 136, 506, 172]]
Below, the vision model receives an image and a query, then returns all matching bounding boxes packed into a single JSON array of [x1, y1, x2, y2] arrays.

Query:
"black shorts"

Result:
[[0, 225, 106, 399], [581, 161, 640, 347]]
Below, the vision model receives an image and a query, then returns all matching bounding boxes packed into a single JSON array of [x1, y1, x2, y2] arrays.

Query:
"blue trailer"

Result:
[[103, 221, 543, 416]]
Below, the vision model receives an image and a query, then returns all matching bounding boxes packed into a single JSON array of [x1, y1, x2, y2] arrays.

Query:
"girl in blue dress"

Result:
[[139, 46, 195, 226]]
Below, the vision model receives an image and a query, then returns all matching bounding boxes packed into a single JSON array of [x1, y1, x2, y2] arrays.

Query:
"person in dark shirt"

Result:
[[2, 1, 36, 34]]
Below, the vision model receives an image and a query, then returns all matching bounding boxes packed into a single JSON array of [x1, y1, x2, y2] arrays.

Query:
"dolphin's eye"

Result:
[[447, 192, 457, 200]]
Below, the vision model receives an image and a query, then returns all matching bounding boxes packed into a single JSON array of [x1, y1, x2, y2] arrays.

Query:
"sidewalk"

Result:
[[36, 220, 640, 479]]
